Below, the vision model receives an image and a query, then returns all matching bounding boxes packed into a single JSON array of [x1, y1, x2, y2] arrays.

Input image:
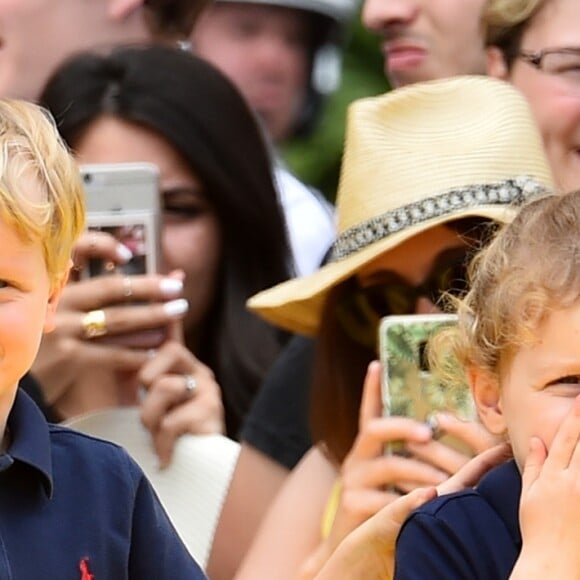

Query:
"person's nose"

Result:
[[414, 296, 441, 315], [362, 0, 419, 33], [253, 33, 298, 76]]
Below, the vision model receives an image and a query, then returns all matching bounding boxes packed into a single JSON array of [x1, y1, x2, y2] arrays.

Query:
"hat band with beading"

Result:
[[329, 176, 547, 262]]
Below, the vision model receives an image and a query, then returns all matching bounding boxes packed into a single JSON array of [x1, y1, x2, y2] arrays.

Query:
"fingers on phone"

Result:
[[367, 454, 447, 488], [432, 413, 498, 454], [76, 230, 129, 261], [406, 439, 469, 476], [354, 416, 433, 458], [82, 342, 149, 371], [70, 272, 185, 314], [358, 360, 383, 428]]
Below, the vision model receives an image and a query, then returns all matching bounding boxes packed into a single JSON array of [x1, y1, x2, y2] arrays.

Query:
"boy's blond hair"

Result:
[[483, 0, 545, 53], [433, 190, 580, 384], [0, 99, 85, 289]]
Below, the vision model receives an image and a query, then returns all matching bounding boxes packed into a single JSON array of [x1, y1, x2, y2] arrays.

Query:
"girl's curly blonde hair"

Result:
[[433, 190, 580, 385]]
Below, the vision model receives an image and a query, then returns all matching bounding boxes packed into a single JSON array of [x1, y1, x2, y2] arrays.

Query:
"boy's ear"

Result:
[[43, 262, 71, 334], [107, 0, 144, 20], [467, 366, 507, 435], [486, 46, 510, 79]]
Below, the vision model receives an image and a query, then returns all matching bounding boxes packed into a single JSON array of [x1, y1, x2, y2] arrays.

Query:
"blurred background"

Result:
[[282, 17, 389, 202]]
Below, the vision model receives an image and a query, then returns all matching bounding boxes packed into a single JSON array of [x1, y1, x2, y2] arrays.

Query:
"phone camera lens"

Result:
[[83, 173, 92, 185]]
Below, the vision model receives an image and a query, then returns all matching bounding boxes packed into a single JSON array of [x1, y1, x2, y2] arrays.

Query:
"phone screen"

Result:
[[86, 220, 155, 277], [81, 163, 161, 277], [379, 314, 477, 456]]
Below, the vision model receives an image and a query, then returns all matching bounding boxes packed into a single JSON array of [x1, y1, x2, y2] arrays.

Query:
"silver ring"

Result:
[[183, 374, 197, 397]]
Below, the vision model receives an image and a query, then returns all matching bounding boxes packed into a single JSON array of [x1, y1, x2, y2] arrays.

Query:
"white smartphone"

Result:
[[379, 313, 477, 456], [81, 162, 161, 277]]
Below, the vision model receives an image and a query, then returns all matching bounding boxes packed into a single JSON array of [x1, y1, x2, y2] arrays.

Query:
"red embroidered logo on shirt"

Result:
[[80, 558, 94, 580]]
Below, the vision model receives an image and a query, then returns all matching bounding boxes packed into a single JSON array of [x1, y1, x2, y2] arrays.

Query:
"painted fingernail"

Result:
[[435, 412, 457, 427], [159, 278, 183, 297], [417, 424, 433, 439], [163, 298, 189, 318], [116, 244, 133, 263]]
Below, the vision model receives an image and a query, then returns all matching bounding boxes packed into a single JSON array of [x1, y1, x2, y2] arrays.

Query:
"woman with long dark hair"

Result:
[[34, 45, 291, 457]]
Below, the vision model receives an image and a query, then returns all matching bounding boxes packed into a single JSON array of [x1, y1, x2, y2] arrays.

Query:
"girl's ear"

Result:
[[486, 46, 510, 79], [43, 262, 71, 334], [467, 366, 507, 435]]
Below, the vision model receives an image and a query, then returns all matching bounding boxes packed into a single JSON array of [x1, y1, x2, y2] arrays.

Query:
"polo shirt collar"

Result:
[[4, 389, 53, 498], [477, 459, 521, 548]]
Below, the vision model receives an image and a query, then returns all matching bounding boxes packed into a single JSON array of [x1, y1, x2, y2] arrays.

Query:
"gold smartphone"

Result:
[[379, 314, 477, 456]]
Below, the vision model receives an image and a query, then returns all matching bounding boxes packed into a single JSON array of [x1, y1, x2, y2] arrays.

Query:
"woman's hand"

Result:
[[139, 339, 225, 468], [299, 362, 441, 578], [316, 360, 499, 565], [313, 442, 511, 580], [404, 411, 500, 487], [511, 395, 580, 579], [32, 231, 188, 413], [333, 363, 442, 535], [35, 230, 226, 467]]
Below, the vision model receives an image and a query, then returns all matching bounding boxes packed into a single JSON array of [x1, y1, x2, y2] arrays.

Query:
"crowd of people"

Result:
[[0, 0, 578, 578]]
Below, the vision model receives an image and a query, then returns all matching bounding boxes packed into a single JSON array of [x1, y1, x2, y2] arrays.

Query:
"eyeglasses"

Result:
[[517, 47, 580, 92], [336, 247, 470, 349]]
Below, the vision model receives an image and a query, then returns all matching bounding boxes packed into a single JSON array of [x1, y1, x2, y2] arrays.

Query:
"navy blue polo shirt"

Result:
[[0, 388, 206, 579], [394, 460, 522, 580]]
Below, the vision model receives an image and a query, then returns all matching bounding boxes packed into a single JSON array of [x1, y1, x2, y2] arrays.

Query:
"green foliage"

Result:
[[282, 15, 389, 202]]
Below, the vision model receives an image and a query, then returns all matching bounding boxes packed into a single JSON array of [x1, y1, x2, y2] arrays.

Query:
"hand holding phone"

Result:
[[379, 314, 477, 456]]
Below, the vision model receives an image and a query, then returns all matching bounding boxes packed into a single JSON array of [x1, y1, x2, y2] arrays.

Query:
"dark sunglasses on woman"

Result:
[[336, 246, 471, 349]]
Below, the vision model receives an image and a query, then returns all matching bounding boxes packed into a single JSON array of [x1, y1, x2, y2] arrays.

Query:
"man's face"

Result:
[[0, 0, 145, 101], [193, 2, 311, 143], [362, 0, 487, 87], [491, 0, 580, 193]]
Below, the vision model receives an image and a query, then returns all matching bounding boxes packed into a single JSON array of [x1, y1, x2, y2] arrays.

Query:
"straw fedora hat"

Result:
[[248, 75, 554, 335]]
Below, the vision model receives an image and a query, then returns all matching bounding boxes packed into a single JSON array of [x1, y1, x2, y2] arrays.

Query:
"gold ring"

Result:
[[81, 309, 107, 339], [183, 374, 197, 397], [122, 276, 133, 298]]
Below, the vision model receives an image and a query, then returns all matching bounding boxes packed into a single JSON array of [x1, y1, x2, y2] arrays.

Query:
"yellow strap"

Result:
[[320, 479, 343, 539]]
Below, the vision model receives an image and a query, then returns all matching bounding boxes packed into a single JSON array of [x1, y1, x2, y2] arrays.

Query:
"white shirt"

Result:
[[274, 165, 336, 276]]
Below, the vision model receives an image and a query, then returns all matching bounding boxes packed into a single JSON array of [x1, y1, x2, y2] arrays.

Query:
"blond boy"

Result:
[[0, 99, 205, 579]]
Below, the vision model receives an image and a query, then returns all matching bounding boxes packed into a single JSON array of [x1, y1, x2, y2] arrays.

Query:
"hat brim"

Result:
[[248, 205, 516, 335]]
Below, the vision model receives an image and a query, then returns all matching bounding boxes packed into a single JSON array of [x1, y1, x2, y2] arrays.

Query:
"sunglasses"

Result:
[[336, 246, 470, 349]]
